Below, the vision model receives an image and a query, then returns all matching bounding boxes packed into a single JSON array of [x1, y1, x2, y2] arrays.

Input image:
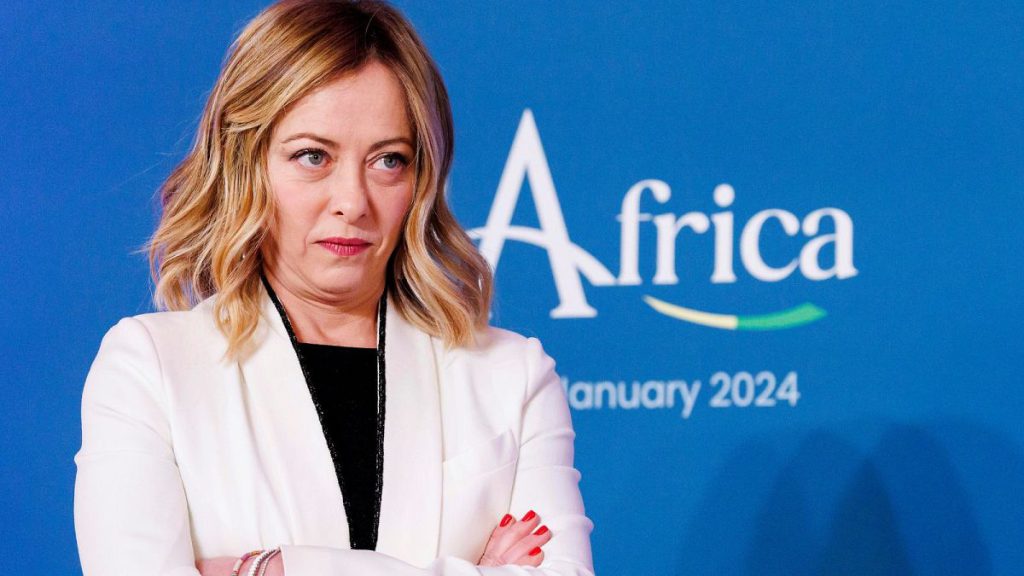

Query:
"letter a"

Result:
[[471, 109, 614, 318]]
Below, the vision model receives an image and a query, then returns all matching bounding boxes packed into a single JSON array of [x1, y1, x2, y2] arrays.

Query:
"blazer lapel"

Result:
[[239, 287, 443, 563], [375, 297, 444, 565], [236, 291, 352, 548]]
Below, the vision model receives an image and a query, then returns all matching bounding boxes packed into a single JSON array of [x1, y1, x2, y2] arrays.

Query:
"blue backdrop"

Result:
[[2, 1, 1022, 574]]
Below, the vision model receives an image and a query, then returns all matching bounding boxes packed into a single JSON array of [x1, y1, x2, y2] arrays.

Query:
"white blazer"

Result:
[[74, 288, 595, 576]]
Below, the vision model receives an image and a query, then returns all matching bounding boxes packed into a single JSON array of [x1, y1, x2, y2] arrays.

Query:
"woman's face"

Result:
[[263, 60, 415, 305]]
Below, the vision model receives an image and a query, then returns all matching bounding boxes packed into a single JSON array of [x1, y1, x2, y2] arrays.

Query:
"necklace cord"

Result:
[[259, 273, 386, 550]]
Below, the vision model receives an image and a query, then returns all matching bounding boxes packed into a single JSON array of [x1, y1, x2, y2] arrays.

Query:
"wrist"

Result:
[[265, 553, 285, 576]]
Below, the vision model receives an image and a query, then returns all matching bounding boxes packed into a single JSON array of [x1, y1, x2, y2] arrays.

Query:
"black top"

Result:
[[296, 343, 382, 550], [260, 273, 388, 551]]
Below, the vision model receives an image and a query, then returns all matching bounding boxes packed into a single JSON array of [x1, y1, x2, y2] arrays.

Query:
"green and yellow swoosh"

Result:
[[642, 295, 826, 330]]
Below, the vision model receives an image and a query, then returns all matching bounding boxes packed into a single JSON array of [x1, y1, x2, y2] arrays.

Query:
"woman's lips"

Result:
[[317, 237, 371, 256]]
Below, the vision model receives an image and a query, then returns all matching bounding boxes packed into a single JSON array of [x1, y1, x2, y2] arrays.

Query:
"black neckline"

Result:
[[297, 341, 377, 352], [259, 273, 387, 550]]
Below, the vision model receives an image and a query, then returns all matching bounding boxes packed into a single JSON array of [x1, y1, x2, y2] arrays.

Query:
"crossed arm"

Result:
[[74, 319, 594, 575], [194, 511, 552, 575]]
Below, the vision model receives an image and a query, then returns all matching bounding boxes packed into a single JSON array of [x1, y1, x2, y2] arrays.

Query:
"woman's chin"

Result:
[[311, 276, 383, 301]]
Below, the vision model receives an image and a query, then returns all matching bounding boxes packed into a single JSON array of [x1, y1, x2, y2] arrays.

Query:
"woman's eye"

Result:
[[374, 153, 408, 171], [293, 149, 328, 168]]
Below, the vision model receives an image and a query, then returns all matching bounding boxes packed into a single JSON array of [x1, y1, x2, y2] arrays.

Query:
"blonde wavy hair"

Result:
[[147, 0, 492, 358]]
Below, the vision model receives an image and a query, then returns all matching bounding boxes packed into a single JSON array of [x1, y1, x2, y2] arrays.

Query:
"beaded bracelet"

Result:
[[247, 548, 280, 576], [231, 550, 263, 576], [256, 548, 281, 576]]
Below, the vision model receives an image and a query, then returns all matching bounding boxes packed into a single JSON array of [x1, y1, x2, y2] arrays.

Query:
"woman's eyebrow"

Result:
[[280, 132, 338, 148], [368, 137, 414, 153], [279, 133, 413, 152]]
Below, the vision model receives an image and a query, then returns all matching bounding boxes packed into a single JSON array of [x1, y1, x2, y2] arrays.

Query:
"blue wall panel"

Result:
[[1, 1, 1021, 573]]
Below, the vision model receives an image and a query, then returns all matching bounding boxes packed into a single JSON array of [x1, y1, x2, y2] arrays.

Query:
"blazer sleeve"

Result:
[[279, 336, 596, 576], [74, 317, 201, 576]]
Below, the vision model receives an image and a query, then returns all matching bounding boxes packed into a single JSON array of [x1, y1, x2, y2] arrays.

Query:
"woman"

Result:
[[73, 1, 595, 575]]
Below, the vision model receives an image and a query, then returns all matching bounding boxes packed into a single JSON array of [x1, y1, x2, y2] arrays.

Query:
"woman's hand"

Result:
[[195, 556, 233, 575], [477, 510, 553, 567]]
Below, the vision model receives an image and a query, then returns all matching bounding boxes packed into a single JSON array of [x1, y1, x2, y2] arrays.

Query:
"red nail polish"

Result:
[[500, 514, 514, 527], [534, 525, 549, 535], [529, 547, 542, 556], [521, 510, 536, 522]]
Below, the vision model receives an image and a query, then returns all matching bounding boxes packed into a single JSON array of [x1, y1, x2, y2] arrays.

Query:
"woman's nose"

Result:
[[328, 167, 369, 221]]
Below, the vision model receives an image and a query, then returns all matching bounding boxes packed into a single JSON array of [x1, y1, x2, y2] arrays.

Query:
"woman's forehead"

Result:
[[273, 62, 412, 145]]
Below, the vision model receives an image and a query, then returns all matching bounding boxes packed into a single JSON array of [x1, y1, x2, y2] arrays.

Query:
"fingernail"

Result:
[[500, 514, 514, 527], [534, 525, 549, 535], [521, 510, 536, 522], [529, 547, 542, 556]]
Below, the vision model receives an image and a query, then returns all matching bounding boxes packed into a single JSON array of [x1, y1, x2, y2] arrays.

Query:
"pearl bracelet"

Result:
[[247, 547, 281, 576], [257, 548, 281, 576]]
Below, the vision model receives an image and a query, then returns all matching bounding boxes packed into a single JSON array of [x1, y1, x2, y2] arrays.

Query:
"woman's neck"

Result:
[[263, 270, 380, 348]]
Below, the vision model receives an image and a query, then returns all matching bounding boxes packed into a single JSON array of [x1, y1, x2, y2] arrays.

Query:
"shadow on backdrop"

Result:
[[677, 420, 1022, 575]]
